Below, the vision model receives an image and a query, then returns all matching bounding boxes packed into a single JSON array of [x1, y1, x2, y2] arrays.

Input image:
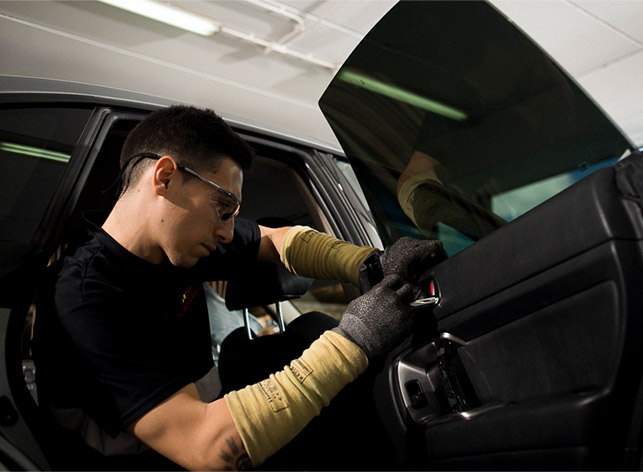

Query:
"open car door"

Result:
[[320, 1, 643, 469]]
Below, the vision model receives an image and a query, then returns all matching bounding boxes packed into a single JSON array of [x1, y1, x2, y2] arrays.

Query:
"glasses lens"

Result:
[[211, 195, 239, 221], [178, 164, 240, 221]]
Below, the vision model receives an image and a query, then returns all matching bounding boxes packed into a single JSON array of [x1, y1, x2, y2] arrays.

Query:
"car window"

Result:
[[0, 106, 92, 243], [238, 151, 354, 320], [319, 1, 632, 256]]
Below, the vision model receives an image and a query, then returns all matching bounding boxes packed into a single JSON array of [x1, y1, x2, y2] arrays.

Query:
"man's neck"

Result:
[[102, 197, 165, 265]]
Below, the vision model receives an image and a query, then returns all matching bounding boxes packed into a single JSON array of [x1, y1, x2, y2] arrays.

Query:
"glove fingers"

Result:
[[395, 281, 420, 305], [380, 273, 404, 291], [381, 237, 447, 283], [378, 274, 419, 304], [407, 242, 447, 278]]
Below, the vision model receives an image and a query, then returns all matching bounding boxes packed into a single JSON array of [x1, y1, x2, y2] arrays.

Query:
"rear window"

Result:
[[0, 107, 92, 242], [320, 1, 632, 255]]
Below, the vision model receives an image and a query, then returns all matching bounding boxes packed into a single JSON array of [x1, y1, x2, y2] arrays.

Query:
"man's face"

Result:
[[161, 155, 243, 268]]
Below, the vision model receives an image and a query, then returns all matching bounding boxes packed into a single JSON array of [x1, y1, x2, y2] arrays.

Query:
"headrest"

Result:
[[224, 262, 312, 310]]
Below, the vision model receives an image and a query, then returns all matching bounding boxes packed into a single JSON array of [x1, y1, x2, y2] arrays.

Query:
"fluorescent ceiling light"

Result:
[[98, 0, 221, 36], [338, 70, 468, 122], [0, 142, 71, 163]]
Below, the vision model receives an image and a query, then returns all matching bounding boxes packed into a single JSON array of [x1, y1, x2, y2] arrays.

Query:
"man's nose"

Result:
[[214, 218, 234, 244]]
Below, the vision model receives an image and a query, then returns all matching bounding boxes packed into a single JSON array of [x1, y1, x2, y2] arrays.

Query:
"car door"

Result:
[[319, 1, 643, 469]]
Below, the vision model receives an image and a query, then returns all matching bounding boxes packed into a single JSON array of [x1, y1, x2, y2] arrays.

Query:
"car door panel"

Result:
[[434, 165, 641, 321], [391, 156, 643, 469]]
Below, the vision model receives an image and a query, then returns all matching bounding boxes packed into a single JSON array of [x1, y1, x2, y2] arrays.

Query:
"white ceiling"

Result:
[[1, 0, 643, 148]]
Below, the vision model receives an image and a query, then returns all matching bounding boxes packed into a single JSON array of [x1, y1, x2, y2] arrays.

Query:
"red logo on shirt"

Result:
[[179, 284, 203, 317]]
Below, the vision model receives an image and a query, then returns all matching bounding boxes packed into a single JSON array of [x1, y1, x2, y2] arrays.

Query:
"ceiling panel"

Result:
[[575, 0, 643, 44], [578, 51, 643, 144], [1, 0, 642, 148], [491, 0, 639, 76]]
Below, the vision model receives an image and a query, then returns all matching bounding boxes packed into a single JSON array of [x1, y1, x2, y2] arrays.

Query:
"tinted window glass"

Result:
[[0, 107, 92, 242], [320, 1, 632, 255]]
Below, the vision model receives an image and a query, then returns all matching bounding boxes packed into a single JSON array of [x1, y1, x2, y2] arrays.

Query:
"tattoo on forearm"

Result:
[[219, 436, 252, 470]]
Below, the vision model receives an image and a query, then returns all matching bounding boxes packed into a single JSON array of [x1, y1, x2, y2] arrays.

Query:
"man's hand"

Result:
[[380, 237, 447, 283], [333, 274, 420, 359]]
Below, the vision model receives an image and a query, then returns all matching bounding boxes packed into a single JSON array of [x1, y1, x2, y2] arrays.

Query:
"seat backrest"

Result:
[[224, 262, 312, 311]]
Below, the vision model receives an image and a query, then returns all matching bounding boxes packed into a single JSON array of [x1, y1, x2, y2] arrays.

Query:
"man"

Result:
[[34, 105, 446, 470]]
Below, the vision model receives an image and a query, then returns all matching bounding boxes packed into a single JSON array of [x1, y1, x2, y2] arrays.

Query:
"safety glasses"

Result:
[[127, 152, 241, 221]]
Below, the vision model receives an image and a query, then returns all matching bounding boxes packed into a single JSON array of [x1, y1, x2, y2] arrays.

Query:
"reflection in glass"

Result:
[[319, 1, 631, 255]]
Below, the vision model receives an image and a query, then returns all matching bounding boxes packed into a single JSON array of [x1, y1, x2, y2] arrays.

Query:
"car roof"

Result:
[[0, 74, 344, 155]]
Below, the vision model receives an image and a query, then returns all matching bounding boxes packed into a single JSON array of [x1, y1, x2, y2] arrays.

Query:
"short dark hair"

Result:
[[119, 105, 255, 192]]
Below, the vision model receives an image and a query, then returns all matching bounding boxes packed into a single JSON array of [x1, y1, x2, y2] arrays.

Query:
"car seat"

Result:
[[217, 261, 342, 393]]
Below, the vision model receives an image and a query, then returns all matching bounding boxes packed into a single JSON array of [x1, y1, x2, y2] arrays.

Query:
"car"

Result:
[[2, 0, 643, 470]]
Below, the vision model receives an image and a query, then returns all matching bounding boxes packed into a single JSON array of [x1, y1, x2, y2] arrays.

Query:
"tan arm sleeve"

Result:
[[397, 174, 443, 227], [279, 226, 378, 287], [224, 331, 368, 466]]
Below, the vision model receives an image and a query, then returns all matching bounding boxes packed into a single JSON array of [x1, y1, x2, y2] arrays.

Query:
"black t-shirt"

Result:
[[34, 217, 261, 456]]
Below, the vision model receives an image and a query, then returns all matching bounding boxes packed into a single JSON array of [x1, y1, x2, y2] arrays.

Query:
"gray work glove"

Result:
[[333, 274, 420, 360], [380, 237, 447, 283]]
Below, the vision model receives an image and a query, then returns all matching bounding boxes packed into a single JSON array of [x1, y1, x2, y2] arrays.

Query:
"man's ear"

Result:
[[153, 156, 178, 195]]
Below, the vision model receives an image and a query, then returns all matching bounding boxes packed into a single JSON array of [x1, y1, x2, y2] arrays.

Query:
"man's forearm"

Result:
[[278, 226, 378, 287], [224, 330, 368, 466]]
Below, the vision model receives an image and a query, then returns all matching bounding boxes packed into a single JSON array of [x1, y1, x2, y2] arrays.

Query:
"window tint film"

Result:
[[319, 1, 632, 255], [0, 107, 92, 242]]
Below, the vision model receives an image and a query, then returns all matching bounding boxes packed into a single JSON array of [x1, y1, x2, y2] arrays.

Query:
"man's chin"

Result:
[[168, 254, 200, 269]]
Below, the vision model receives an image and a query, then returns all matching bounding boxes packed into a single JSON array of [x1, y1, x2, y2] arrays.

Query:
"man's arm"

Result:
[[127, 330, 369, 470], [256, 224, 291, 263], [130, 225, 441, 469], [127, 385, 250, 471], [258, 224, 447, 290], [257, 224, 377, 288]]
